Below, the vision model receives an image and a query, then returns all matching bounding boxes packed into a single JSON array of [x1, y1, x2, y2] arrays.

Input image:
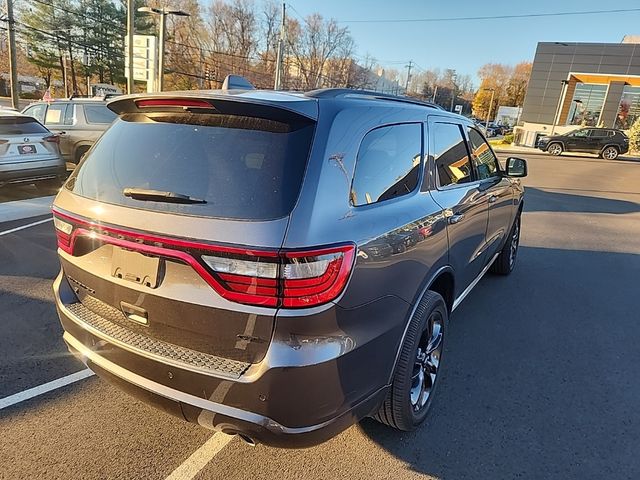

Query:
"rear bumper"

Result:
[[54, 271, 404, 447], [0, 160, 66, 185]]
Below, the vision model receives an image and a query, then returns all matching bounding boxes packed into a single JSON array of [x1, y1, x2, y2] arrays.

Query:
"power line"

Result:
[[338, 7, 640, 24]]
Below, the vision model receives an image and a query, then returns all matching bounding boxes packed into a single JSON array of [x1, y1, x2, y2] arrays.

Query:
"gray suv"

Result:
[[52, 84, 527, 447], [23, 98, 117, 169]]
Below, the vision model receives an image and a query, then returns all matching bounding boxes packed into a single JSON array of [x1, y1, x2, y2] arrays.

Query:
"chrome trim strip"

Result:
[[452, 252, 500, 312]]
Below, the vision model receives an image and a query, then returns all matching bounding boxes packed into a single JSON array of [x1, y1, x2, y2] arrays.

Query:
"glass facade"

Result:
[[567, 84, 607, 126], [615, 86, 640, 130]]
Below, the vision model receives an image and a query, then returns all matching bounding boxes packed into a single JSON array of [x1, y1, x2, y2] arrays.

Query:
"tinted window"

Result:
[[351, 123, 422, 206], [570, 129, 589, 137], [24, 104, 46, 123], [0, 116, 49, 135], [432, 122, 473, 187], [467, 127, 500, 180], [84, 104, 117, 124], [45, 104, 68, 125], [66, 112, 315, 220]]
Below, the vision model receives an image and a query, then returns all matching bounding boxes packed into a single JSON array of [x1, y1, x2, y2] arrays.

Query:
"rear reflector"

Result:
[[135, 99, 212, 109], [51, 208, 355, 309]]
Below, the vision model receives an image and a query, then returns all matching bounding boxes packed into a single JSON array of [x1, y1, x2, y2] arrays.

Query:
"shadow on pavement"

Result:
[[359, 245, 640, 479], [0, 183, 62, 204], [524, 187, 640, 214]]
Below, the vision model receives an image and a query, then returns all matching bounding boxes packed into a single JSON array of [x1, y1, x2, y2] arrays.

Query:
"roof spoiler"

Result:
[[222, 75, 255, 91]]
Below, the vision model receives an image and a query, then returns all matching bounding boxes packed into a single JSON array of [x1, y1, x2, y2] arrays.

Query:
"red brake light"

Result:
[[51, 208, 356, 309], [44, 134, 60, 144], [135, 99, 212, 109]]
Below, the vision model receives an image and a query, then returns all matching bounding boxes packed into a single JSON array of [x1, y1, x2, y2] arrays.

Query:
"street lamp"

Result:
[[138, 6, 190, 92], [483, 88, 495, 136]]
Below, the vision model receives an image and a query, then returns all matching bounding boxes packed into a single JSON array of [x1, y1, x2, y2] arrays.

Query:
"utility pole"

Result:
[[484, 88, 495, 136], [157, 11, 166, 92], [5, 0, 19, 109], [404, 60, 413, 93], [432, 85, 438, 103], [274, 2, 286, 90], [126, 0, 134, 94]]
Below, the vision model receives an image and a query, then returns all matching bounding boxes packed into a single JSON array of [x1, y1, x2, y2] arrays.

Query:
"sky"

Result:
[[288, 0, 640, 85]]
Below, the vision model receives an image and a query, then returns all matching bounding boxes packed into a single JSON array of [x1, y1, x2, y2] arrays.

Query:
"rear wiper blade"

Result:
[[123, 188, 207, 204]]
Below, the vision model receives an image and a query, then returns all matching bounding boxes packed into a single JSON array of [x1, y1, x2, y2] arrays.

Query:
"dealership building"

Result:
[[516, 36, 640, 146]]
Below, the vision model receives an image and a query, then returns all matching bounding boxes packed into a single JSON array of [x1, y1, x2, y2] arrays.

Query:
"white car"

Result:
[[0, 111, 66, 189]]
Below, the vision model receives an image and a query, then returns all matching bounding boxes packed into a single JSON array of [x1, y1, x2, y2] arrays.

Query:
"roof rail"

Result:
[[304, 88, 444, 110]]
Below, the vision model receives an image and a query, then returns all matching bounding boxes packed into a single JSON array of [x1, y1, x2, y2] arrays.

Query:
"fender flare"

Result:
[[387, 265, 454, 384]]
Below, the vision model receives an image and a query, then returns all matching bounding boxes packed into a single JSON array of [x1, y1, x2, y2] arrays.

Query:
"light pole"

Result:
[[138, 6, 190, 92], [484, 88, 495, 136]]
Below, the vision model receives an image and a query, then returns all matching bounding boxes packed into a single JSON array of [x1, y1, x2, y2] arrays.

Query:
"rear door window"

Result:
[[350, 123, 422, 206], [66, 111, 315, 220], [84, 104, 117, 124], [432, 122, 474, 187], [0, 117, 49, 135], [45, 104, 68, 125]]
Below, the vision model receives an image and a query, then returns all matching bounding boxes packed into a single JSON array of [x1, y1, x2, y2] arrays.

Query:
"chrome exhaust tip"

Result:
[[237, 433, 257, 447]]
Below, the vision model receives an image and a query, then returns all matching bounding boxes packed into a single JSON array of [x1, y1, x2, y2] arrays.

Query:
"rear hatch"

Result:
[[0, 116, 60, 169], [53, 95, 317, 366]]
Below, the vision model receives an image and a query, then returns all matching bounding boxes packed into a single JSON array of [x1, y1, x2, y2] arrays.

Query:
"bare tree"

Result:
[[286, 14, 355, 90]]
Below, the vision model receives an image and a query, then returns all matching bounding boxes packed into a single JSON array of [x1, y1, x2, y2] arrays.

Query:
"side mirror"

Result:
[[505, 157, 527, 177]]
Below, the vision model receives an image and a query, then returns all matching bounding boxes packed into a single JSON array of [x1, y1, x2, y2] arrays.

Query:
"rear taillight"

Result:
[[202, 245, 355, 308], [53, 216, 73, 253], [52, 208, 356, 309], [44, 134, 60, 144]]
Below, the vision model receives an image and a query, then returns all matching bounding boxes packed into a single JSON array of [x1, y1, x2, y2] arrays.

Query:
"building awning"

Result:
[[570, 72, 640, 86]]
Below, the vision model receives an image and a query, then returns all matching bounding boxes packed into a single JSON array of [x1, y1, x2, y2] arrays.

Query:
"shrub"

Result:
[[502, 134, 514, 145], [628, 117, 640, 153]]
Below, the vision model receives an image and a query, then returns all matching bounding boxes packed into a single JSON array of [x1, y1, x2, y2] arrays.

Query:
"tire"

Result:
[[601, 146, 619, 160], [373, 290, 447, 431], [548, 142, 563, 156], [490, 212, 521, 275]]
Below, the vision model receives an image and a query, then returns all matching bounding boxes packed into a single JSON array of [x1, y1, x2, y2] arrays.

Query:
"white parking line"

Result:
[[165, 433, 234, 480], [0, 369, 95, 410], [0, 217, 52, 237]]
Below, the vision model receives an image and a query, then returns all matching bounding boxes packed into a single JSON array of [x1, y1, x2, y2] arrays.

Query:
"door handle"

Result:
[[448, 213, 464, 224], [488, 194, 498, 203]]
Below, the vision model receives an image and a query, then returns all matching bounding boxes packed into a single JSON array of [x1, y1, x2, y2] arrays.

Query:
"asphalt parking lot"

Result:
[[1, 152, 639, 479]]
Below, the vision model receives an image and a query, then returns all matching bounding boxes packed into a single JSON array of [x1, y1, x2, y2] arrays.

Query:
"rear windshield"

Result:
[[0, 117, 49, 135], [65, 111, 315, 220], [84, 104, 117, 124]]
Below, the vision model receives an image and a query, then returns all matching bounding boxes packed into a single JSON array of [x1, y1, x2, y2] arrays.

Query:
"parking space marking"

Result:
[[0, 217, 52, 237], [164, 433, 234, 480], [0, 369, 94, 410]]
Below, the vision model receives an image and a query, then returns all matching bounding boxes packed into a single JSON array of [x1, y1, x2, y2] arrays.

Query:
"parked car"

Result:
[[22, 98, 117, 169], [474, 120, 500, 137], [51, 82, 527, 448], [0, 111, 65, 189], [537, 127, 629, 159]]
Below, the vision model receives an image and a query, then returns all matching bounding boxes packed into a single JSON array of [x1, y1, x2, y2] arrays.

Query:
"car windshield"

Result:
[[65, 111, 315, 220]]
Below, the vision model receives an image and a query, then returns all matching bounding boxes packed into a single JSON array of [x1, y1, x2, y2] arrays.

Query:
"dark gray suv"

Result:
[[52, 83, 527, 448]]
